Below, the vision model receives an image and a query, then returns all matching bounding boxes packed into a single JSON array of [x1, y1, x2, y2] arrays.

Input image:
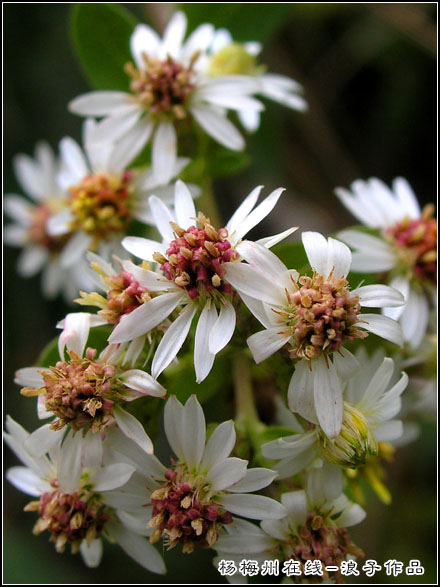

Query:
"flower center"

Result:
[[153, 213, 239, 300], [282, 509, 364, 579], [125, 53, 198, 119], [76, 267, 153, 325], [148, 466, 233, 553], [208, 42, 264, 77], [277, 272, 367, 361], [28, 203, 70, 253], [21, 348, 128, 433], [317, 402, 378, 469], [25, 479, 110, 554], [386, 204, 437, 286], [68, 172, 133, 244]]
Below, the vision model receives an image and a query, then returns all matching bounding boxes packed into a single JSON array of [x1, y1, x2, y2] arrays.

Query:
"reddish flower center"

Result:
[[148, 467, 233, 553], [68, 172, 133, 243], [101, 270, 152, 324], [28, 203, 70, 253], [278, 272, 366, 361], [125, 53, 198, 119], [25, 480, 110, 554], [154, 213, 239, 300], [386, 205, 437, 285]]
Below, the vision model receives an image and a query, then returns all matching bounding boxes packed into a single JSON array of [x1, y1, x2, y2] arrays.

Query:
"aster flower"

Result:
[[16, 312, 165, 454], [104, 395, 286, 555], [108, 179, 293, 382], [215, 468, 365, 583], [4, 141, 92, 300], [336, 177, 437, 349], [223, 234, 405, 437], [69, 11, 264, 184], [262, 348, 408, 477], [206, 27, 308, 132], [48, 118, 195, 268], [4, 417, 165, 573]]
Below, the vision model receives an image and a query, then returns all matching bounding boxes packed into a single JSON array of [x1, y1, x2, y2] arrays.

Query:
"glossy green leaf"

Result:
[[71, 3, 138, 90]]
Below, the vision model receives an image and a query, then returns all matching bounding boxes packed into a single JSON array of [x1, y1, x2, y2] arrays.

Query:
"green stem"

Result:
[[234, 352, 260, 431]]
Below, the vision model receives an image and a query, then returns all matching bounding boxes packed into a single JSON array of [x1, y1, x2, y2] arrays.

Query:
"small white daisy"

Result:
[[206, 27, 308, 132], [4, 141, 91, 300], [223, 234, 405, 438], [336, 177, 436, 349], [16, 312, 165, 454], [262, 348, 408, 475], [4, 417, 165, 573], [48, 118, 195, 269], [105, 394, 285, 554], [108, 179, 293, 382], [69, 11, 263, 184]]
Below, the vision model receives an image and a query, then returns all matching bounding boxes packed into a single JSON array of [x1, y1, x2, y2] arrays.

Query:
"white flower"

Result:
[[69, 11, 264, 184], [108, 179, 293, 382], [206, 27, 308, 132], [106, 394, 285, 554], [215, 467, 365, 576], [4, 141, 92, 300], [4, 417, 165, 573], [223, 234, 405, 437], [48, 119, 195, 269], [336, 177, 437, 349], [262, 348, 408, 475], [16, 312, 166, 454]]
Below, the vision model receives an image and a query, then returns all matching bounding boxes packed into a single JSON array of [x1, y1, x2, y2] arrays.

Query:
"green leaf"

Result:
[[183, 3, 296, 43], [71, 3, 138, 91], [208, 148, 251, 178], [37, 325, 112, 367], [272, 240, 309, 272]]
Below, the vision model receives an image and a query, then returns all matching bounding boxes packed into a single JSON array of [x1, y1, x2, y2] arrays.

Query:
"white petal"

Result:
[[209, 300, 236, 355], [151, 303, 197, 378], [334, 498, 366, 527], [226, 185, 262, 235], [374, 419, 404, 442], [200, 93, 264, 112], [235, 240, 287, 279], [399, 288, 429, 349], [108, 118, 153, 173], [224, 262, 285, 306], [353, 284, 404, 308], [161, 10, 187, 59], [182, 23, 215, 57], [201, 420, 236, 470], [91, 105, 143, 144], [233, 188, 285, 244], [148, 194, 175, 242], [217, 494, 286, 520], [130, 24, 161, 67], [190, 105, 244, 150], [164, 396, 185, 461], [14, 367, 45, 388], [238, 108, 261, 132], [69, 91, 132, 116], [307, 463, 343, 504], [194, 303, 217, 382], [181, 395, 206, 470], [262, 430, 317, 460], [227, 468, 277, 493], [174, 179, 196, 229], [326, 237, 352, 278], [287, 362, 318, 424], [13, 154, 44, 200], [4, 195, 32, 224], [59, 231, 91, 268], [274, 447, 317, 478], [109, 523, 166, 574], [25, 425, 65, 457], [256, 226, 298, 249], [17, 246, 48, 277], [80, 539, 103, 568], [6, 466, 49, 496], [90, 463, 135, 492], [58, 312, 92, 359], [215, 532, 274, 555], [313, 358, 343, 438], [119, 370, 166, 398], [302, 232, 328, 275], [152, 122, 177, 186], [46, 208, 74, 236], [122, 236, 165, 261], [206, 457, 248, 491], [247, 327, 291, 364], [393, 177, 421, 219], [281, 490, 308, 526], [57, 432, 83, 493], [59, 136, 88, 180], [337, 229, 395, 272], [3, 225, 28, 246], [114, 405, 154, 455], [332, 348, 360, 380], [359, 313, 404, 347], [121, 260, 174, 291], [382, 276, 410, 321], [108, 291, 183, 343]]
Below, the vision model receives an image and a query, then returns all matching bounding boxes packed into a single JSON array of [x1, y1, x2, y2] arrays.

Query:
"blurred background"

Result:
[[3, 3, 436, 584]]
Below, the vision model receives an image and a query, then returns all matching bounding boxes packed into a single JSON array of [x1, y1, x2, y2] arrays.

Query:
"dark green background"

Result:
[[4, 3, 436, 584]]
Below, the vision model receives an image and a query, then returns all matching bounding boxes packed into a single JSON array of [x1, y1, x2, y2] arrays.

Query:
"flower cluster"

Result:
[[4, 5, 435, 585]]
